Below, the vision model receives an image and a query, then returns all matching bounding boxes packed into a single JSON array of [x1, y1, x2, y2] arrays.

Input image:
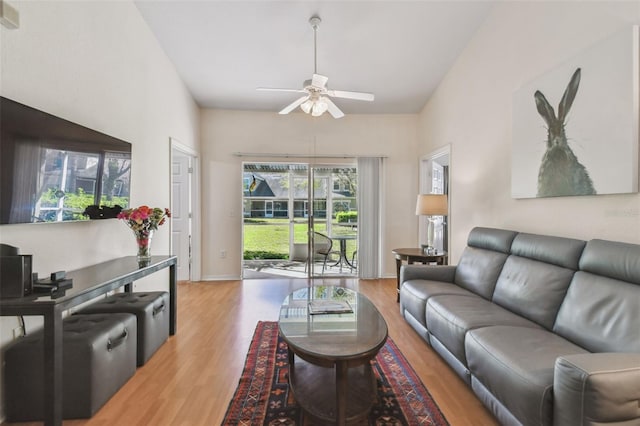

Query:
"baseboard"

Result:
[[201, 274, 242, 281]]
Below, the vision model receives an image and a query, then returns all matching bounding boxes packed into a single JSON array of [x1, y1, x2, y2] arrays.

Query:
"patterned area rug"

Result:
[[222, 321, 449, 425]]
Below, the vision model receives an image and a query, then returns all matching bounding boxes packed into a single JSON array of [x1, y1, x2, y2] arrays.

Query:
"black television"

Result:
[[0, 96, 131, 224]]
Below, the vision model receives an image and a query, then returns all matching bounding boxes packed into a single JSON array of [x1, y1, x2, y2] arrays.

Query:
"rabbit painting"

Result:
[[534, 68, 596, 197]]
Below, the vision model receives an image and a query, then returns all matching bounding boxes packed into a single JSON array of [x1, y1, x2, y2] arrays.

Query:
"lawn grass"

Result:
[[243, 218, 357, 259]]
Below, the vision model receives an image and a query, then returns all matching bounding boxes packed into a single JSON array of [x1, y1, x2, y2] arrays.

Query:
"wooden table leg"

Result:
[[395, 256, 402, 302], [336, 361, 348, 425], [288, 347, 295, 377]]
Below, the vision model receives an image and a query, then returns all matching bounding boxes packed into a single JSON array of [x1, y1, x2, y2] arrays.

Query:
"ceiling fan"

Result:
[[257, 16, 374, 119]]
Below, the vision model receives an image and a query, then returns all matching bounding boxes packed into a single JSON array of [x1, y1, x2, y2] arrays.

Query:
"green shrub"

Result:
[[243, 218, 269, 224], [243, 250, 289, 260], [336, 211, 358, 223]]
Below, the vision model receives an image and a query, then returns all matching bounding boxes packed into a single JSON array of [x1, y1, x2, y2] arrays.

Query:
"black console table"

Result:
[[0, 255, 177, 426]]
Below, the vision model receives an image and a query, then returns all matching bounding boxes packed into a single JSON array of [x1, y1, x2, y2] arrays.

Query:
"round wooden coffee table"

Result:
[[278, 286, 388, 425]]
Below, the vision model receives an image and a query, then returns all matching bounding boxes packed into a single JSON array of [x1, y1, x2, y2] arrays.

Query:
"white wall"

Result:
[[418, 1, 640, 262], [0, 0, 199, 417], [200, 109, 418, 279]]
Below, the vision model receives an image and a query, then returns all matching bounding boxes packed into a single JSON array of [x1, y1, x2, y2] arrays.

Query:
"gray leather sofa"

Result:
[[399, 227, 640, 426]]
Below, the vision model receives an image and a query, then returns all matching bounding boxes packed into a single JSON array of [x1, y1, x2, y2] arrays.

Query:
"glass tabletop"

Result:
[[278, 286, 388, 360]]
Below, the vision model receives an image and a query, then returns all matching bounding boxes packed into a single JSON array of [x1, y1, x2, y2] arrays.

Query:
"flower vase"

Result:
[[134, 230, 154, 262]]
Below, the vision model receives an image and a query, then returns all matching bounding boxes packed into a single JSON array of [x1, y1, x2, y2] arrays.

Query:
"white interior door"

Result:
[[419, 146, 450, 253], [431, 161, 445, 251], [171, 152, 191, 281]]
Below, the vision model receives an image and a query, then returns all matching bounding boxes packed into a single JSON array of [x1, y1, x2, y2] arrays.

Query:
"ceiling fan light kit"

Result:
[[257, 15, 374, 119]]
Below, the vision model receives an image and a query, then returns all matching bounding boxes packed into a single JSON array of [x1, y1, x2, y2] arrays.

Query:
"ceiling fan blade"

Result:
[[324, 97, 345, 119], [279, 96, 309, 115], [257, 87, 306, 93], [326, 90, 375, 102], [311, 73, 329, 89]]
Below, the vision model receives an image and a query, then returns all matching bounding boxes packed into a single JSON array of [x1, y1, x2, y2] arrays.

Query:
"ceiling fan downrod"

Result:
[[309, 16, 321, 75]]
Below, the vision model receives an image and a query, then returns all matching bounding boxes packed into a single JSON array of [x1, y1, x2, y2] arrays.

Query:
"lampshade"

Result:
[[311, 97, 329, 116], [300, 99, 314, 114], [415, 194, 448, 216], [300, 94, 329, 117]]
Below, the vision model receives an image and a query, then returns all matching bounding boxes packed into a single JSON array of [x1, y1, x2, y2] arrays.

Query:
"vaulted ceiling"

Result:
[[135, 1, 494, 115]]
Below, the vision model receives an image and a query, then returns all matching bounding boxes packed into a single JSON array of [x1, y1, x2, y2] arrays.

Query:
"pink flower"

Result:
[[118, 205, 171, 233]]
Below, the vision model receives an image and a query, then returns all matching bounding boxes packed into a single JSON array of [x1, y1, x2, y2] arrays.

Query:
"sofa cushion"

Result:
[[452, 227, 517, 299], [492, 255, 576, 329], [510, 232, 585, 270], [426, 295, 541, 365], [554, 238, 640, 353], [466, 326, 588, 426], [454, 247, 510, 299], [554, 271, 640, 353], [467, 227, 518, 253], [490, 233, 584, 330], [579, 239, 640, 284], [400, 280, 474, 329]]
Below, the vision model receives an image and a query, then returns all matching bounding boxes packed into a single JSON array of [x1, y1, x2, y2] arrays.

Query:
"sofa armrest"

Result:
[[400, 264, 456, 284], [554, 353, 640, 425]]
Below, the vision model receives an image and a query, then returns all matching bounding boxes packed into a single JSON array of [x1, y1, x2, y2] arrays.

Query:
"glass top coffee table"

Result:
[[278, 286, 388, 425]]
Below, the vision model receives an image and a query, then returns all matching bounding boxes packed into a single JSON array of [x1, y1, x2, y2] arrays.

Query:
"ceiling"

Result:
[[134, 1, 494, 115]]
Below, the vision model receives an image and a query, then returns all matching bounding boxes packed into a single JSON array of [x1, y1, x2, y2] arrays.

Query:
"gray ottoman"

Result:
[[78, 292, 169, 366], [4, 313, 137, 421]]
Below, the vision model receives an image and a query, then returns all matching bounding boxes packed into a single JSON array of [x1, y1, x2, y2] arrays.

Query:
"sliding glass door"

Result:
[[242, 162, 358, 279]]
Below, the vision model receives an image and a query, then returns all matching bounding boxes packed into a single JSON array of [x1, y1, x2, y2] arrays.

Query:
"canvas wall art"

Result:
[[512, 26, 639, 199]]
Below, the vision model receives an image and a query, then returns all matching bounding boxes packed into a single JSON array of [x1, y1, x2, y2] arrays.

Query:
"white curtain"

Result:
[[357, 157, 383, 278]]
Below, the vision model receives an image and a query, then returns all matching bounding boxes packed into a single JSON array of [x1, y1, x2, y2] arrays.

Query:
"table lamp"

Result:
[[415, 194, 448, 254]]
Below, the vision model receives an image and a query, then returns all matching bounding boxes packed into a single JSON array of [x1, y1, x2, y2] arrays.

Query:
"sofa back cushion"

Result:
[[491, 233, 585, 329], [554, 239, 640, 353], [579, 239, 640, 284], [454, 227, 517, 299], [509, 233, 586, 270]]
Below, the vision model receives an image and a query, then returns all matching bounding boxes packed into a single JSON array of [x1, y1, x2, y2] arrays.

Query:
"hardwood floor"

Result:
[[3, 278, 498, 426]]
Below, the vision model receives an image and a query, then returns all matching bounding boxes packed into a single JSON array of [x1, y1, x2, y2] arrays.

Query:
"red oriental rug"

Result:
[[222, 321, 449, 425]]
